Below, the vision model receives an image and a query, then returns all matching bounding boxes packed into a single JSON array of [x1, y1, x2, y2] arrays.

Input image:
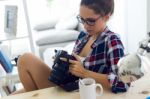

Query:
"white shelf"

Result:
[[0, 0, 35, 53], [0, 33, 28, 42]]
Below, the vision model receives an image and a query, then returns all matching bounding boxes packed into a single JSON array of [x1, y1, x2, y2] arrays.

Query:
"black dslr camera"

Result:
[[48, 50, 79, 91]]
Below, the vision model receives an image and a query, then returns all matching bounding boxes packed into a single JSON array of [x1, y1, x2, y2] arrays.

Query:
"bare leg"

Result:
[[17, 53, 56, 92]]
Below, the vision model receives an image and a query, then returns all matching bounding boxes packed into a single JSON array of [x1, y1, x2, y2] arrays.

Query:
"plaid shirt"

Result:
[[73, 27, 130, 93]]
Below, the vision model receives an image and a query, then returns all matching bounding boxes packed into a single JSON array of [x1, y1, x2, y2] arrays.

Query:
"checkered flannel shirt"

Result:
[[73, 27, 130, 93]]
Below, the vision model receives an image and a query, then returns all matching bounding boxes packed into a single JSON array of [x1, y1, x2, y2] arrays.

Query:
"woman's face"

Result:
[[79, 5, 108, 36]]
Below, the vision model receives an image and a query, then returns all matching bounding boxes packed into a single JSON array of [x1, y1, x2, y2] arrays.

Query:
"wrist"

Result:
[[82, 69, 89, 78]]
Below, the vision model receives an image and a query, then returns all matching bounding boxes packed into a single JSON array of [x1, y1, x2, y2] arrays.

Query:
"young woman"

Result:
[[17, 0, 130, 94]]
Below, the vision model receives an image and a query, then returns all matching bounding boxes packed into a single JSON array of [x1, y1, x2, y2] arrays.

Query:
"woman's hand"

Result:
[[69, 53, 87, 77], [60, 53, 86, 78]]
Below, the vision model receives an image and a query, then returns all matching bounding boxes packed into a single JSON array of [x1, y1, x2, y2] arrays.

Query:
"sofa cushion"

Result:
[[36, 29, 79, 46], [33, 18, 58, 31], [55, 15, 78, 30]]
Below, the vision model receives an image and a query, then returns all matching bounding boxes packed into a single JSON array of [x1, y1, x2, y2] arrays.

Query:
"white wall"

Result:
[[125, 0, 147, 54], [108, 0, 127, 50], [108, 0, 147, 54]]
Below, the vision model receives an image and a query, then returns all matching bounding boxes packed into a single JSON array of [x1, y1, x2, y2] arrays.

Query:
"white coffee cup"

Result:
[[79, 78, 103, 99]]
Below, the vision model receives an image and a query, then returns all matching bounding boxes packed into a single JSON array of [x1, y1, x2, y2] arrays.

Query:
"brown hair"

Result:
[[80, 0, 114, 16]]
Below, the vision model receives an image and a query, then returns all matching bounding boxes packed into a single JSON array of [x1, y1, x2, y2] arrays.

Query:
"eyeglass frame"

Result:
[[76, 15, 102, 26]]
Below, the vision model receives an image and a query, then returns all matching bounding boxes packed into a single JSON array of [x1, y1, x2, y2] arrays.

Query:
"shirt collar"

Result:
[[91, 26, 110, 48]]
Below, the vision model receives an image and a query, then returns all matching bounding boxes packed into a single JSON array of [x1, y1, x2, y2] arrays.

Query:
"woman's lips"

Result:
[[86, 30, 93, 33]]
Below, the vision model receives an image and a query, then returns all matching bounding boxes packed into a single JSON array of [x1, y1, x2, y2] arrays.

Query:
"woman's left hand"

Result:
[[60, 53, 86, 78], [68, 53, 86, 77]]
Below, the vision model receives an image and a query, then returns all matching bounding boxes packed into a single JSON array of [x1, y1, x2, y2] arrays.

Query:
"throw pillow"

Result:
[[33, 18, 58, 31], [55, 15, 78, 30], [36, 29, 79, 46]]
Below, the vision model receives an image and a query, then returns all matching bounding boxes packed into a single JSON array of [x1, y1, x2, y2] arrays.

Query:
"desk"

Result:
[[1, 74, 150, 99]]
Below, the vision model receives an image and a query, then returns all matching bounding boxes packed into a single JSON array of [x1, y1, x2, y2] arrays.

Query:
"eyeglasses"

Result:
[[76, 15, 102, 26]]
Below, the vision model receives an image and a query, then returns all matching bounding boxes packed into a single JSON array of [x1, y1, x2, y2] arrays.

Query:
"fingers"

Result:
[[72, 52, 81, 62], [60, 58, 77, 75], [60, 57, 76, 64], [60, 57, 67, 61], [69, 68, 76, 75], [59, 53, 81, 64], [69, 64, 77, 73]]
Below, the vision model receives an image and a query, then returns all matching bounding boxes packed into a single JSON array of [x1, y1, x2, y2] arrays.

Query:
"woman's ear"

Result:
[[103, 13, 111, 22]]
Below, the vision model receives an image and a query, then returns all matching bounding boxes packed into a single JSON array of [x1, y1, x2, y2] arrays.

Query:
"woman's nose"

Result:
[[83, 23, 90, 30]]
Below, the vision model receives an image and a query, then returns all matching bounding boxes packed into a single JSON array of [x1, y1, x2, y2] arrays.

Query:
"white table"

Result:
[[1, 74, 150, 99]]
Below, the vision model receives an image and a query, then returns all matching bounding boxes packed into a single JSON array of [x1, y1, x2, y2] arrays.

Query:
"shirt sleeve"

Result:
[[107, 34, 130, 93]]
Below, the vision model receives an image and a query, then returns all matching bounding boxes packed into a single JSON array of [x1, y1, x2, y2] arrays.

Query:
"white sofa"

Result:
[[29, 0, 83, 59], [33, 20, 83, 58], [43, 42, 75, 68]]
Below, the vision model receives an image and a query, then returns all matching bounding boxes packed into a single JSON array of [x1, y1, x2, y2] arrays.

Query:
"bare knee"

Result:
[[17, 52, 34, 70]]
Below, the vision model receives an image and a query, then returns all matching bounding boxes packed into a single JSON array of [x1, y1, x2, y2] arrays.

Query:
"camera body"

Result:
[[48, 50, 79, 91]]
